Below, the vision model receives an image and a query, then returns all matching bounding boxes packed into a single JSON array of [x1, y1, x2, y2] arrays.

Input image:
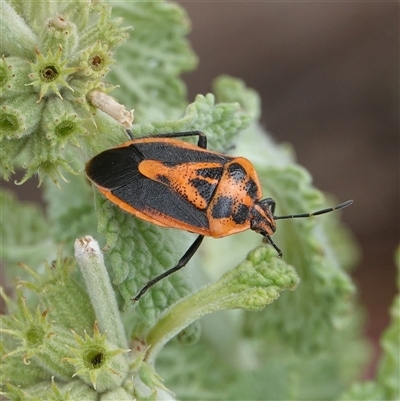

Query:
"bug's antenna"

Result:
[[274, 200, 354, 220]]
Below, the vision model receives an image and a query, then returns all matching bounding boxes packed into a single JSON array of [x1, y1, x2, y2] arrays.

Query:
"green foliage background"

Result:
[[0, 1, 398, 400]]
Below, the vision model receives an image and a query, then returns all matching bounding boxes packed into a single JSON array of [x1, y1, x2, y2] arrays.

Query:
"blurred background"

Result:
[[178, 1, 399, 378], [2, 0, 398, 380]]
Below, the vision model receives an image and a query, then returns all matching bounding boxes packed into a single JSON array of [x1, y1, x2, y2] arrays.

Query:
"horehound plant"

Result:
[[0, 1, 398, 400]]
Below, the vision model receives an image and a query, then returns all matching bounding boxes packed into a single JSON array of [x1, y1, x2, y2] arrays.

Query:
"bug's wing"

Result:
[[85, 146, 143, 190], [133, 139, 232, 210], [86, 145, 212, 235]]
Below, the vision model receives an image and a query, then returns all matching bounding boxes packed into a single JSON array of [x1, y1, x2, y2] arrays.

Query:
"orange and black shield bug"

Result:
[[85, 130, 353, 301]]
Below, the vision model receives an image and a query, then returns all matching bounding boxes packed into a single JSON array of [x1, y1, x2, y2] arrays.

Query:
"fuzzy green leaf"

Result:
[[157, 299, 367, 400], [0, 0, 37, 58], [43, 168, 98, 249], [339, 247, 400, 401], [146, 246, 299, 363], [213, 75, 261, 120], [128, 92, 252, 151], [109, 1, 197, 121], [377, 291, 400, 399], [0, 189, 53, 276]]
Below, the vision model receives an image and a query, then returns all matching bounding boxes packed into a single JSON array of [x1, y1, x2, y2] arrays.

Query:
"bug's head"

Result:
[[250, 198, 277, 237], [251, 198, 354, 258]]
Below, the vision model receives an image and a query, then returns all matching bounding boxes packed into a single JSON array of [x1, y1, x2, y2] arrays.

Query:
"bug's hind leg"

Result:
[[132, 234, 205, 302]]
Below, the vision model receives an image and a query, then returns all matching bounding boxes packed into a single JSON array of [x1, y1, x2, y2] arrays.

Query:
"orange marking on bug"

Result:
[[139, 160, 222, 210]]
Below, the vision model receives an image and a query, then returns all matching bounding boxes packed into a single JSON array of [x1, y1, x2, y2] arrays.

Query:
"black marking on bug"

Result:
[[196, 167, 223, 180], [211, 196, 234, 219], [227, 163, 247, 183], [156, 175, 171, 185], [245, 178, 259, 199], [189, 177, 218, 207], [232, 203, 250, 225]]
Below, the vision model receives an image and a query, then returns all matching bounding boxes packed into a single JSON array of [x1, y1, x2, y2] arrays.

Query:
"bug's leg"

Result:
[[126, 129, 134, 139], [263, 234, 283, 258], [133, 131, 208, 149], [133, 234, 205, 302], [157, 131, 207, 149], [144, 131, 206, 147], [262, 197, 276, 215]]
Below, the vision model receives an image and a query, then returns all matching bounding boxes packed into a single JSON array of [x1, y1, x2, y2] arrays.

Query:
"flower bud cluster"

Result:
[[0, 1, 131, 184]]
